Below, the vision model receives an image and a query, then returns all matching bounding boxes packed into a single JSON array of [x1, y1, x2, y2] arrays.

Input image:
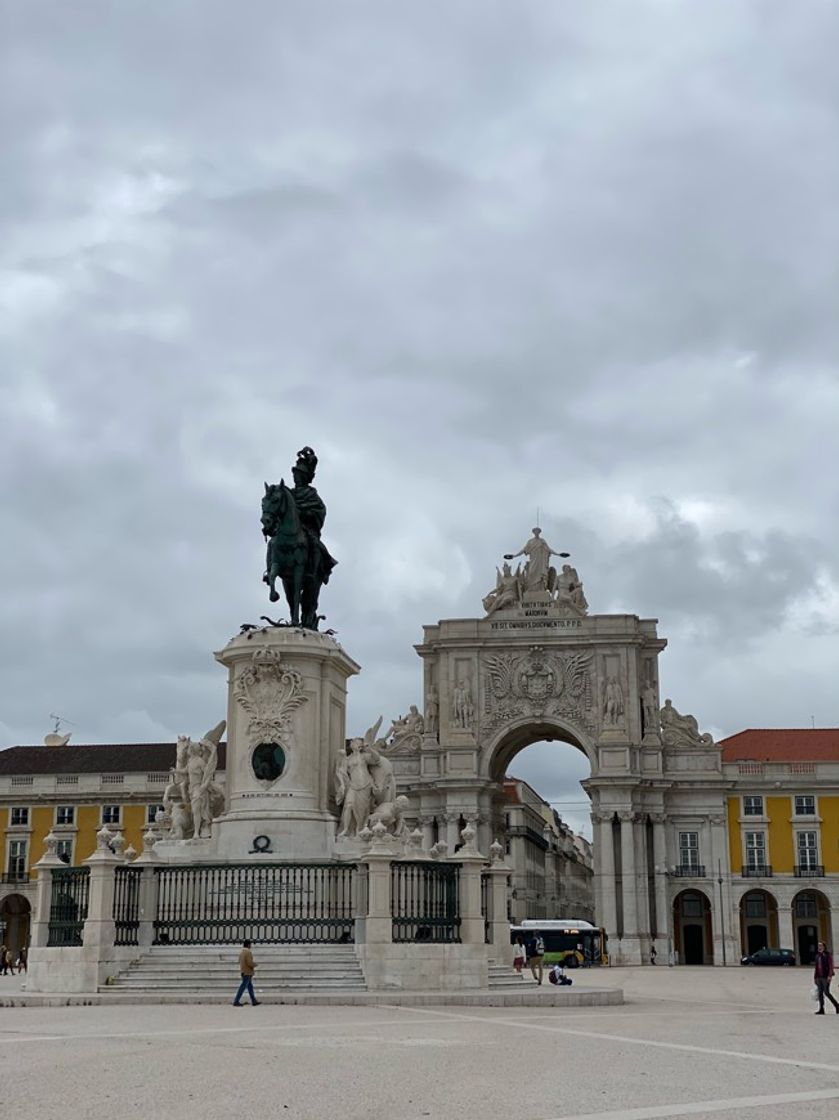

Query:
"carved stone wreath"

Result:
[[480, 647, 595, 734], [233, 649, 308, 787]]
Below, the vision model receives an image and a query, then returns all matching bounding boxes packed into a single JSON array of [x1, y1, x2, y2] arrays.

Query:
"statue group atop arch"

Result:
[[483, 528, 588, 617]]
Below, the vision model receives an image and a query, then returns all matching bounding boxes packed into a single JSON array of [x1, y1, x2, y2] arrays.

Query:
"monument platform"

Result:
[[4, 987, 622, 1009]]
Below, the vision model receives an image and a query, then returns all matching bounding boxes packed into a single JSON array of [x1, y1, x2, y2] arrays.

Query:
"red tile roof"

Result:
[[720, 729, 839, 763]]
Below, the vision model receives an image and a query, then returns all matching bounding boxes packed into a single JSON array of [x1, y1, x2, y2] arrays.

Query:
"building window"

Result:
[[682, 893, 703, 918], [146, 804, 165, 825], [7, 839, 27, 880], [797, 831, 818, 870], [55, 806, 75, 826], [679, 832, 700, 869], [794, 795, 815, 816], [745, 832, 767, 870], [10, 807, 29, 826], [56, 838, 74, 864], [101, 805, 121, 825], [795, 893, 817, 918], [744, 891, 766, 918], [743, 796, 763, 817]]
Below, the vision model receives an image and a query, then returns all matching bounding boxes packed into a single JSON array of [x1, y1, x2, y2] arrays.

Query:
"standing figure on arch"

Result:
[[261, 446, 338, 630], [505, 528, 569, 594]]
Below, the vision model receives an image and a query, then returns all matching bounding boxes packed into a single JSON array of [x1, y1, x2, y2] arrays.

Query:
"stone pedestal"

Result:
[[211, 627, 360, 861]]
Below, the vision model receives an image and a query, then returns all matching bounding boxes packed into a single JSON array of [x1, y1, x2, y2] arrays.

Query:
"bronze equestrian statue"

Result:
[[261, 447, 337, 630]]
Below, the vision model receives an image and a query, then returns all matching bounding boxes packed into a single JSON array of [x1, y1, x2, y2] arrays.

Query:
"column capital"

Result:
[[650, 812, 667, 824], [618, 810, 635, 823]]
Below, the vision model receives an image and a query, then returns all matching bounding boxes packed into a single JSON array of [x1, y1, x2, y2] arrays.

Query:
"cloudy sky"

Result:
[[2, 2, 838, 836]]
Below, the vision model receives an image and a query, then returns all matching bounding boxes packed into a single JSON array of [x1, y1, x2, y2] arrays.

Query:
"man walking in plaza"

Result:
[[526, 931, 545, 985], [813, 941, 839, 1014], [233, 939, 261, 1006]]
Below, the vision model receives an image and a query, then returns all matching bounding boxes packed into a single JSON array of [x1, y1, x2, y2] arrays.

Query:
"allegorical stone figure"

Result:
[[261, 446, 337, 630], [504, 528, 569, 594], [483, 561, 522, 616], [659, 699, 714, 748], [164, 721, 226, 841]]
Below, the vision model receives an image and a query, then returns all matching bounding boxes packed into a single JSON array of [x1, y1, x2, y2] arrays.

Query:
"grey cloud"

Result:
[[1, 3, 838, 806]]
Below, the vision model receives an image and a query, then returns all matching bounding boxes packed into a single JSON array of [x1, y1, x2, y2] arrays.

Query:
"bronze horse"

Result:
[[261, 481, 327, 629]]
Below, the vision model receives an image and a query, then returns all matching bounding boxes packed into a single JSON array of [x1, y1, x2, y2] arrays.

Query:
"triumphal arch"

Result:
[[395, 527, 727, 966]]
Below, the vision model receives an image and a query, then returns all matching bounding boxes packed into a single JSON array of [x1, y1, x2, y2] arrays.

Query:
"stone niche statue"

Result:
[[452, 678, 475, 729], [334, 717, 405, 838], [602, 676, 624, 726], [659, 699, 714, 748], [424, 684, 439, 737], [163, 720, 226, 841]]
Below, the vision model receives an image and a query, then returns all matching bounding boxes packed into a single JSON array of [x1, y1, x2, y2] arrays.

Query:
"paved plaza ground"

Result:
[[2, 966, 839, 1120]]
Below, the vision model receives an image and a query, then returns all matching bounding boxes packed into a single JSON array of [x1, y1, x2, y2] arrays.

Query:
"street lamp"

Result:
[[717, 860, 727, 966], [655, 865, 674, 967]]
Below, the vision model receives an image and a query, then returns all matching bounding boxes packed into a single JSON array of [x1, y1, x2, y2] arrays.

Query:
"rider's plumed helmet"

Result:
[[294, 446, 318, 484]]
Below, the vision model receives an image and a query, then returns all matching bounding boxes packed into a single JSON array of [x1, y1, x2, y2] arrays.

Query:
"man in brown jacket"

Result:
[[233, 939, 261, 1006]]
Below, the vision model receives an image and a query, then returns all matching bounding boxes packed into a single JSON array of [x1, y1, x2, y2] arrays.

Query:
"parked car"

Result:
[[741, 948, 796, 966]]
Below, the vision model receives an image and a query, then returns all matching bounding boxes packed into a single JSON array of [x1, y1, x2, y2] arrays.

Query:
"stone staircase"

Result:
[[105, 945, 367, 995], [487, 960, 531, 988]]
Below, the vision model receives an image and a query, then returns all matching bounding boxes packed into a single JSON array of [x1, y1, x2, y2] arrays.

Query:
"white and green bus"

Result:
[[510, 919, 608, 967]]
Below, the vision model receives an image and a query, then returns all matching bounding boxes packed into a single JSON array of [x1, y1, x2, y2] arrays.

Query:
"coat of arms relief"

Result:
[[233, 649, 308, 787], [480, 647, 595, 734]]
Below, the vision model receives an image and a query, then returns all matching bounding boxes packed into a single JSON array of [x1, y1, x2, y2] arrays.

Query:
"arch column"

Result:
[[420, 815, 436, 851], [651, 813, 668, 946], [595, 812, 617, 942], [619, 811, 640, 962]]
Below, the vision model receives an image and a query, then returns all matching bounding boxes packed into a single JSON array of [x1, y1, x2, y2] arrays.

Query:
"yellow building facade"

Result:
[[0, 738, 212, 954]]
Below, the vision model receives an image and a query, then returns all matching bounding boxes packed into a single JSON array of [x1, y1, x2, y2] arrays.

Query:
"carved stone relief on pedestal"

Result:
[[233, 649, 308, 788]]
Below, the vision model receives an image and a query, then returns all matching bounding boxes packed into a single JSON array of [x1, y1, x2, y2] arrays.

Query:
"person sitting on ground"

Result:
[[548, 962, 573, 986]]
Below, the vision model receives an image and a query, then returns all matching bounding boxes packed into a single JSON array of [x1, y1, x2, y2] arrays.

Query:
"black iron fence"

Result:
[[113, 866, 143, 946], [741, 865, 773, 878], [795, 864, 825, 878], [48, 867, 90, 946], [391, 861, 461, 943], [481, 871, 491, 944], [673, 865, 706, 878], [153, 863, 357, 945]]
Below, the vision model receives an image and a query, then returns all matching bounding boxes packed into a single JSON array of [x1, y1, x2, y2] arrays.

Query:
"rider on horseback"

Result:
[[261, 447, 337, 630], [290, 446, 338, 587]]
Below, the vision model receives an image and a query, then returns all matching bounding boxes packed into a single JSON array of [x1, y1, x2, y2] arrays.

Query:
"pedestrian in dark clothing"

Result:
[[233, 939, 261, 1007], [813, 941, 839, 1014]]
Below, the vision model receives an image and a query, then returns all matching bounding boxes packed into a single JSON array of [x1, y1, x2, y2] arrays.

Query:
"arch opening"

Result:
[[489, 722, 594, 927]]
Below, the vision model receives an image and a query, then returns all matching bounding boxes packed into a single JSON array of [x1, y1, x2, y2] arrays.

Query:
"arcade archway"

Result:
[[0, 893, 31, 955], [673, 889, 713, 965], [793, 889, 833, 965], [739, 889, 779, 955]]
